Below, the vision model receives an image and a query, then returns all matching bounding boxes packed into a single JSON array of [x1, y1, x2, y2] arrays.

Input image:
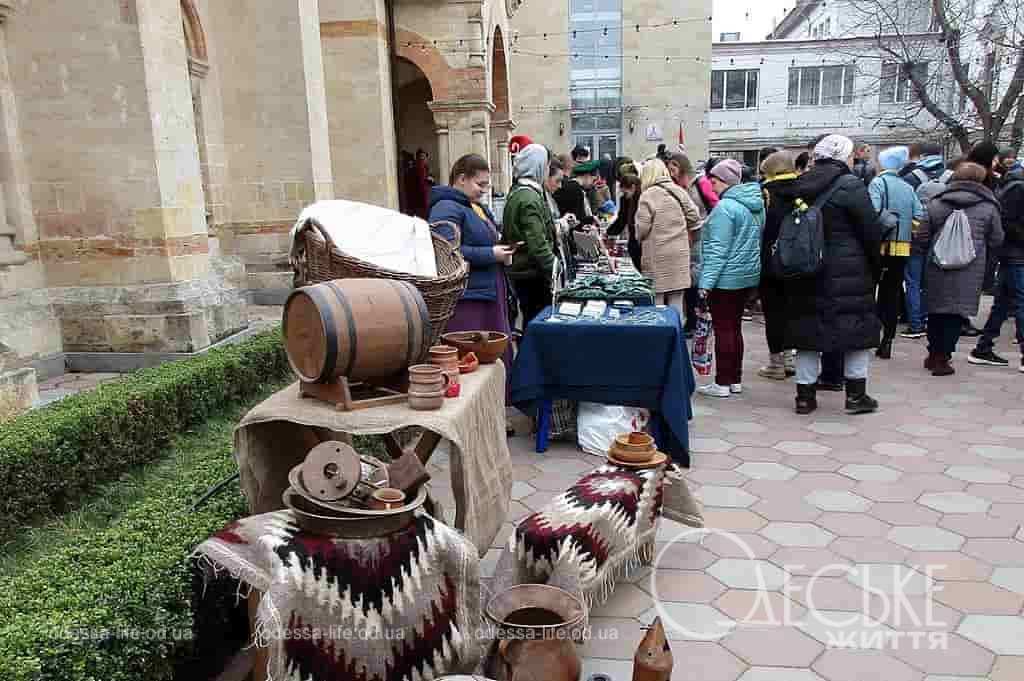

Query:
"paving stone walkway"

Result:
[[480, 317, 1024, 681]]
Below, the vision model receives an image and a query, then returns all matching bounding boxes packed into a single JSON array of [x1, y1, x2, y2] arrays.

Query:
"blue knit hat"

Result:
[[878, 146, 909, 171]]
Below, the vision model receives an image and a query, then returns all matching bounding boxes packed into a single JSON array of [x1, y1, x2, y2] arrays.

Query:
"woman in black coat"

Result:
[[783, 135, 884, 416]]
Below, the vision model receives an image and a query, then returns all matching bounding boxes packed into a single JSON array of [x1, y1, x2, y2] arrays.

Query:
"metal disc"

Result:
[[299, 441, 362, 502]]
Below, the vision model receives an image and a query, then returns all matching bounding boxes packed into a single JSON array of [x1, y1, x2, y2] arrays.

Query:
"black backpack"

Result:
[[769, 178, 844, 279]]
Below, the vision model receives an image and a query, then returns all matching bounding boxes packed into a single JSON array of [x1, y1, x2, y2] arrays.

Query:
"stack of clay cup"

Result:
[[608, 431, 657, 464], [408, 364, 450, 410], [428, 345, 461, 398]]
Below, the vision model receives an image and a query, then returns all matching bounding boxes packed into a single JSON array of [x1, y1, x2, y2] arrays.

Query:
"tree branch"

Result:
[[931, 0, 990, 122], [993, 49, 1024, 138]]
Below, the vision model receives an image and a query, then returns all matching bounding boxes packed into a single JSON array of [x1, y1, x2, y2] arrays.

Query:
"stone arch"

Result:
[[394, 57, 440, 217], [395, 29, 453, 101], [181, 0, 208, 63], [491, 26, 510, 121]]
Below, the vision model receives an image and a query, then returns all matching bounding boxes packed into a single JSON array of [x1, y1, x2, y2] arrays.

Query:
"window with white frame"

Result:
[[710, 69, 759, 110], [880, 61, 929, 104], [788, 65, 855, 106]]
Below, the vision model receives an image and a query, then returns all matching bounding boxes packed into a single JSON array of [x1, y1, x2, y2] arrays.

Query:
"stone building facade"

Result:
[[0, 0, 517, 386], [510, 0, 712, 165]]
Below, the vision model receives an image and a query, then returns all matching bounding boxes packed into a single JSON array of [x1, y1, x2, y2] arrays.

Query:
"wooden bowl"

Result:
[[613, 432, 656, 454], [609, 442, 656, 463], [441, 331, 510, 364]]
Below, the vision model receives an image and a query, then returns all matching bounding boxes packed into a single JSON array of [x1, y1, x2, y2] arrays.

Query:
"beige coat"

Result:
[[636, 181, 700, 293]]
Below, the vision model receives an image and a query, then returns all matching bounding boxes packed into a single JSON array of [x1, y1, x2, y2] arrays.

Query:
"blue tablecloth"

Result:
[[510, 305, 695, 466]]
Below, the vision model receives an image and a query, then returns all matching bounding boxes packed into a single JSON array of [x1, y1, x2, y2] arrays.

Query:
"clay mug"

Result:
[[369, 487, 407, 510], [408, 364, 450, 392]]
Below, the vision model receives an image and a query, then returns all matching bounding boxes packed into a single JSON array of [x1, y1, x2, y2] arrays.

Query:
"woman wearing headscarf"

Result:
[[697, 159, 765, 398], [923, 162, 1004, 376], [635, 159, 701, 318], [784, 134, 883, 415], [502, 144, 559, 324], [868, 146, 924, 358]]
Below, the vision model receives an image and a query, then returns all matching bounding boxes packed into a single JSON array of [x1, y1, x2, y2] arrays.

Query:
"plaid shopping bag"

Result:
[[691, 306, 714, 376]]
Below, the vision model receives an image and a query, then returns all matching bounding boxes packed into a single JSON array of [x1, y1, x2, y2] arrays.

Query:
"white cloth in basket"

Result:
[[290, 199, 438, 277]]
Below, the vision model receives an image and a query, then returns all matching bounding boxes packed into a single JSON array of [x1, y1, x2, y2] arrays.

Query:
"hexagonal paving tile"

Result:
[[831, 537, 910, 564], [771, 547, 850, 576], [590, 583, 653, 618], [939, 514, 1022, 538], [807, 422, 859, 436], [645, 569, 728, 603], [813, 648, 922, 681], [945, 465, 1012, 484], [897, 423, 952, 437], [989, 424, 1024, 437], [738, 668, 826, 681], [893, 634, 996, 676], [776, 441, 832, 456], [990, 567, 1024, 595], [990, 656, 1024, 681], [805, 490, 873, 513], [958, 615, 1024, 654], [702, 532, 779, 559], [715, 589, 807, 625], [935, 581, 1024, 614], [510, 481, 535, 500], [871, 442, 928, 457], [697, 485, 760, 508], [839, 464, 902, 482], [723, 626, 824, 667], [906, 551, 993, 581], [922, 406, 962, 419], [869, 502, 942, 526], [845, 563, 933, 596], [888, 525, 965, 551], [702, 509, 771, 532], [855, 481, 925, 503], [692, 437, 738, 454], [819, 512, 891, 538], [761, 522, 836, 548], [918, 491, 992, 514], [798, 610, 891, 647], [722, 421, 768, 433], [737, 462, 799, 481], [579, 616, 647, 659], [707, 558, 787, 590], [659, 641, 748, 681], [970, 444, 1024, 460], [965, 483, 1024, 503], [639, 602, 734, 640], [963, 538, 1024, 565], [751, 498, 823, 522]]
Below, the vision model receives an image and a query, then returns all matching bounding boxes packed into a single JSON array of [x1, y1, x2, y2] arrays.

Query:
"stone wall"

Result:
[[509, 0, 571, 151]]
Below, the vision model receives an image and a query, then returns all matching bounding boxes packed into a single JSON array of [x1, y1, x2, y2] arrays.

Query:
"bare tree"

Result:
[[838, 0, 1024, 152]]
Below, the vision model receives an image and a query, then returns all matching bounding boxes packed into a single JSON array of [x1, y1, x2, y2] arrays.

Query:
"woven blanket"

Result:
[[235, 364, 512, 555], [195, 511, 484, 681], [493, 464, 664, 610]]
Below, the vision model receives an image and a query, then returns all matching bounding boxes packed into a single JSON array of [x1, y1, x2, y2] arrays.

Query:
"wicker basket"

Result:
[[292, 219, 468, 347]]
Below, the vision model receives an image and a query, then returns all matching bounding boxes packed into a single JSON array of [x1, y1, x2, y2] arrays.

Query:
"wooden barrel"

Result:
[[283, 278, 432, 383]]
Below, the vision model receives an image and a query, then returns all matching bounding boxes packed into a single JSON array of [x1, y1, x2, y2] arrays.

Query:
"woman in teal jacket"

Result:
[[697, 159, 765, 398]]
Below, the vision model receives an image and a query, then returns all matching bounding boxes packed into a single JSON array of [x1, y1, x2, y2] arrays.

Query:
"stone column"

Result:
[[0, 1, 28, 267], [490, 119, 515, 194], [436, 126, 452, 184]]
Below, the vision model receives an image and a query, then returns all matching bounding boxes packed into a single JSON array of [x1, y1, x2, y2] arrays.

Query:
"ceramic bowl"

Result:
[[440, 331, 510, 364], [612, 432, 656, 454]]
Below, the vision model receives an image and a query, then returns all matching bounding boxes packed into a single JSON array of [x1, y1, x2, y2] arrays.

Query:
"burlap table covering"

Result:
[[234, 364, 513, 555]]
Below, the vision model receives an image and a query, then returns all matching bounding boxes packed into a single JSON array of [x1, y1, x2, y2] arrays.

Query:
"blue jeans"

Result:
[[976, 262, 1024, 353], [904, 253, 927, 330]]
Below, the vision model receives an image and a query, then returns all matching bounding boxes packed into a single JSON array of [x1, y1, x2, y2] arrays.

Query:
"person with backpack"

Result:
[[922, 162, 1004, 376], [903, 143, 946, 190], [968, 164, 1024, 369], [696, 159, 765, 398], [757, 151, 801, 380], [869, 146, 925, 358], [782, 134, 883, 415]]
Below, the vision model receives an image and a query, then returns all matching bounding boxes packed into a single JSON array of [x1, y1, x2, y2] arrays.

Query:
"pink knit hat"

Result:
[[710, 159, 742, 186]]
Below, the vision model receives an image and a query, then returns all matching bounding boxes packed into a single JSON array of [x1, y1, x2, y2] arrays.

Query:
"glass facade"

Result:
[[569, 0, 622, 158]]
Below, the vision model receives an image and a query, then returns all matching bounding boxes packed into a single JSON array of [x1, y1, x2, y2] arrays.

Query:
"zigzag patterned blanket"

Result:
[[195, 512, 483, 681], [493, 464, 665, 610]]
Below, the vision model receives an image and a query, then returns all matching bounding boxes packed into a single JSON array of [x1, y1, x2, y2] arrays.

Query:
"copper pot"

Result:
[[485, 584, 584, 681]]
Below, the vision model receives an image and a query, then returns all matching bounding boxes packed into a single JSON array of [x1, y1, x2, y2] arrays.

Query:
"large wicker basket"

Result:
[[292, 219, 468, 347]]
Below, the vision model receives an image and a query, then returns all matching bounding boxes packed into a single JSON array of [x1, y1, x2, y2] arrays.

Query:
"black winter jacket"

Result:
[[760, 175, 801, 275], [998, 171, 1024, 265], [782, 160, 884, 353]]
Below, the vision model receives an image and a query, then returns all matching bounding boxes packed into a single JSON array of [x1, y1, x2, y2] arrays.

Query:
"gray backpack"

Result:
[[931, 209, 976, 270]]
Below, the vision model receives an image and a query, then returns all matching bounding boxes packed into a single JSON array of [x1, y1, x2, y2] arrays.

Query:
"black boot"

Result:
[[876, 338, 893, 359], [795, 383, 818, 415], [845, 378, 879, 414]]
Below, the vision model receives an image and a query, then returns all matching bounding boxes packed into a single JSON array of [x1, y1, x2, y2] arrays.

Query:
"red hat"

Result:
[[509, 135, 533, 154]]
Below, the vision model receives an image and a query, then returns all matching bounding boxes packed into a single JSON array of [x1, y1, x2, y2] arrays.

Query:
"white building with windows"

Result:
[[709, 0, 946, 165]]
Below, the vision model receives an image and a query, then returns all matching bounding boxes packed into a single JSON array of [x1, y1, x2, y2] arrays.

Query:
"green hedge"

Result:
[[0, 410, 257, 681], [0, 328, 291, 542]]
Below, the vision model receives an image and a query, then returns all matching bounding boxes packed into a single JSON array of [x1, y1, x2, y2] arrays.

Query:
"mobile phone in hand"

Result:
[[513, 241, 526, 251]]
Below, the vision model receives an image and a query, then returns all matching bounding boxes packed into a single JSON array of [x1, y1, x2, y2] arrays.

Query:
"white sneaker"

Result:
[[730, 384, 743, 394], [698, 383, 731, 398]]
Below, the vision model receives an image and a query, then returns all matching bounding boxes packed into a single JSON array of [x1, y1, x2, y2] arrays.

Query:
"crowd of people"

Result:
[[424, 129, 1024, 417]]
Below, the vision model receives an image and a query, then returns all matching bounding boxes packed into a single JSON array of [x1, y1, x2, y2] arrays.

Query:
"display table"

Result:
[[509, 306, 694, 466], [234, 363, 513, 555]]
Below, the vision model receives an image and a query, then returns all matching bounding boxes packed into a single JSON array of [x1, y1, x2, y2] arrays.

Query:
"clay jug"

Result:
[[428, 345, 461, 396], [485, 584, 583, 681], [632, 617, 672, 681]]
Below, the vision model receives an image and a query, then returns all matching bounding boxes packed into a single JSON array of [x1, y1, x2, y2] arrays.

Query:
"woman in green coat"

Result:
[[502, 144, 559, 323]]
